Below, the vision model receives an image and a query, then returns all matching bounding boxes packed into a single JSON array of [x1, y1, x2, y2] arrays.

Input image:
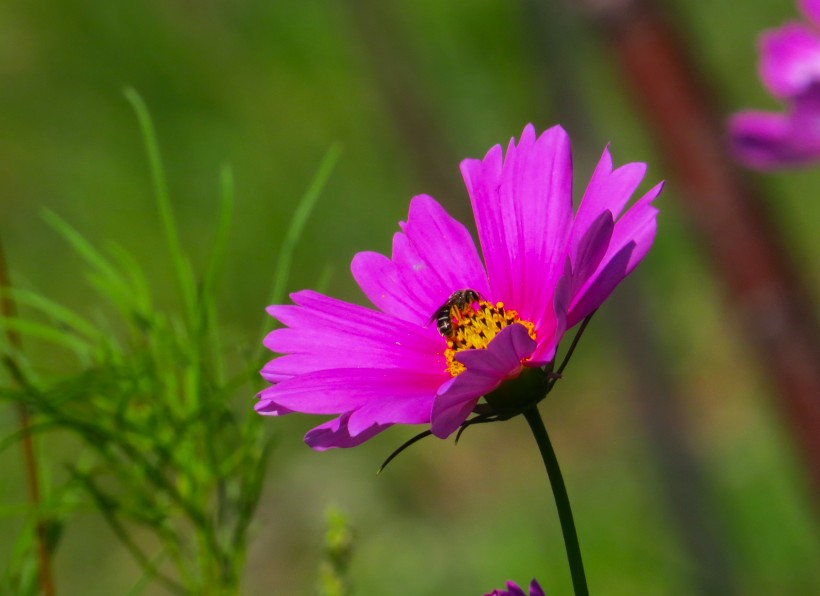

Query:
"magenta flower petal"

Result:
[[566, 183, 661, 328], [259, 125, 659, 449], [484, 579, 544, 596], [431, 324, 537, 438], [801, 0, 820, 26], [730, 86, 820, 168], [563, 144, 657, 325], [570, 242, 636, 327], [787, 84, 820, 145], [396, 195, 490, 301], [608, 183, 662, 272], [352, 195, 489, 324], [262, 290, 443, 380], [567, 182, 661, 326], [461, 125, 573, 358], [729, 110, 798, 168], [572, 146, 646, 245], [304, 412, 390, 451], [730, 5, 820, 168], [568, 210, 615, 300], [349, 251, 423, 322], [257, 367, 441, 418], [760, 23, 820, 99]]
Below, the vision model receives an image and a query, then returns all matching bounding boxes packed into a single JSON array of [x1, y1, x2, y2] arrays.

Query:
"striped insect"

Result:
[[427, 289, 480, 338]]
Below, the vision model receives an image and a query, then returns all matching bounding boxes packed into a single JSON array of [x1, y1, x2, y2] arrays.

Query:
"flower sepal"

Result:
[[481, 365, 551, 417]]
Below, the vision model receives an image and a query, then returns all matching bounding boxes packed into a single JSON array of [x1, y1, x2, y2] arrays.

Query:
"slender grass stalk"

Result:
[[269, 144, 341, 308], [523, 406, 588, 596], [124, 87, 197, 325], [204, 164, 235, 298], [255, 144, 341, 358], [0, 239, 56, 596], [268, 143, 341, 307]]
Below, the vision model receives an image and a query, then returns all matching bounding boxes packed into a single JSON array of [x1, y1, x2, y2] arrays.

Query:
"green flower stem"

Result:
[[523, 405, 588, 596]]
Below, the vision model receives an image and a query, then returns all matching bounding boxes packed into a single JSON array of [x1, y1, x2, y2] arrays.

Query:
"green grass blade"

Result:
[[123, 88, 196, 323], [41, 209, 128, 294], [256, 145, 340, 357], [203, 164, 235, 299], [268, 144, 341, 308], [0, 287, 102, 342], [0, 317, 93, 355], [105, 243, 153, 318], [41, 210, 143, 325]]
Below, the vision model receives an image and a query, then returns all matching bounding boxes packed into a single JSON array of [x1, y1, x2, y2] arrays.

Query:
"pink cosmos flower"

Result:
[[484, 579, 545, 596], [257, 124, 661, 450], [729, 0, 820, 168]]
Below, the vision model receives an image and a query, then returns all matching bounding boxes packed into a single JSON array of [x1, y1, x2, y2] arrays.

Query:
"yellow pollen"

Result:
[[443, 300, 536, 377]]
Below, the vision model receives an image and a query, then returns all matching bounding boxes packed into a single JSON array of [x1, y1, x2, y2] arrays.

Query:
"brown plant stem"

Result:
[[583, 0, 820, 503], [0, 239, 56, 596]]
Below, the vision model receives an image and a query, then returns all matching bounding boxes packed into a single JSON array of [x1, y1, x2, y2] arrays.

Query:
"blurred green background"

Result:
[[1, 0, 819, 594]]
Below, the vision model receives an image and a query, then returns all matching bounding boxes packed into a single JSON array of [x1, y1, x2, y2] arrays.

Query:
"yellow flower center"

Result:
[[444, 299, 536, 377]]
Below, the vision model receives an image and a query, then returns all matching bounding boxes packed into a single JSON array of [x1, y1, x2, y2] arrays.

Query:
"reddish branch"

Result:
[[0, 240, 56, 596], [585, 0, 820, 501]]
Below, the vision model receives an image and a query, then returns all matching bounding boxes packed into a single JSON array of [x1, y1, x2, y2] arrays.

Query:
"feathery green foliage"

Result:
[[0, 92, 338, 594]]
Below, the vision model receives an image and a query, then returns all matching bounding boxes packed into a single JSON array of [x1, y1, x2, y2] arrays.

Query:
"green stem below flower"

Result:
[[523, 406, 588, 596]]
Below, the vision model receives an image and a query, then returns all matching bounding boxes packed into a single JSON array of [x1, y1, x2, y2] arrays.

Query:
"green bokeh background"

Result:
[[1, 0, 819, 594]]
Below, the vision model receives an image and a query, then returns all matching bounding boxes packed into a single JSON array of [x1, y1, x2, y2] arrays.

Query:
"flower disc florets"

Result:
[[444, 300, 536, 376]]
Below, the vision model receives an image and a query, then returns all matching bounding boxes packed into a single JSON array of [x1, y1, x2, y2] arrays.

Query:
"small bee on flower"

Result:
[[428, 289, 481, 338]]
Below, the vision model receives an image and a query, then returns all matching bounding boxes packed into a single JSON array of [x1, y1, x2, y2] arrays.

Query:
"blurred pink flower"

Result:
[[484, 578, 545, 596], [730, 0, 820, 168], [257, 124, 661, 449]]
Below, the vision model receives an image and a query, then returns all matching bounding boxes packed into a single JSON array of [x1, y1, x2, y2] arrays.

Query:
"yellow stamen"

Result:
[[444, 300, 536, 377]]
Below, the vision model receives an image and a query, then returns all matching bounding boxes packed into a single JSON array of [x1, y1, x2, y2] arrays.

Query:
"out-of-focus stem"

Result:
[[0, 239, 56, 596], [583, 0, 820, 504], [521, 2, 740, 590]]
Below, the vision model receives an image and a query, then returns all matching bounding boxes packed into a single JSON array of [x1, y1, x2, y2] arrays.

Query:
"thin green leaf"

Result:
[[203, 163, 235, 299], [41, 209, 122, 283], [0, 317, 93, 355], [105, 242, 153, 318], [0, 287, 102, 341], [123, 87, 197, 324], [256, 144, 341, 358], [268, 144, 341, 308], [125, 550, 171, 596], [1, 512, 40, 596], [83, 272, 141, 327], [204, 297, 227, 385], [41, 210, 136, 313], [231, 433, 275, 551]]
